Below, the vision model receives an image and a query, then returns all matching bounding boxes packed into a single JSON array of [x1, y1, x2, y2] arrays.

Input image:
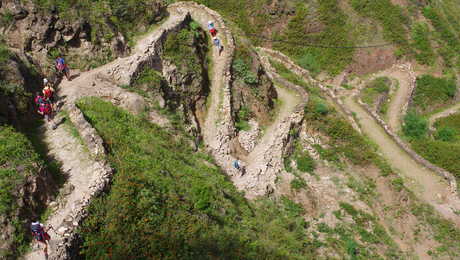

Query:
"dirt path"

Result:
[[368, 65, 416, 132], [23, 123, 105, 260], [247, 85, 300, 163], [429, 102, 460, 130], [343, 95, 460, 226]]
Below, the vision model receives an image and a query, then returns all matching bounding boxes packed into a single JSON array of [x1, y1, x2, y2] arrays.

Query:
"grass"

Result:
[[77, 97, 324, 259], [411, 75, 457, 114], [434, 112, 460, 140], [350, 0, 410, 54], [412, 22, 435, 66], [361, 77, 391, 110], [273, 0, 355, 75], [163, 22, 207, 75]]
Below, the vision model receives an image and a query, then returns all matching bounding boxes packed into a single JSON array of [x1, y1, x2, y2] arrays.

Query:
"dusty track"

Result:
[[428, 102, 460, 130]]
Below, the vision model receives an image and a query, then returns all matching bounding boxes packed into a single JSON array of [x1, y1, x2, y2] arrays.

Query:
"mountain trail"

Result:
[[428, 102, 460, 130], [23, 122, 108, 260]]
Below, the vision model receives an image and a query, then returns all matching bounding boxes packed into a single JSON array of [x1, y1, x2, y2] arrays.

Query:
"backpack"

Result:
[[39, 101, 52, 115], [31, 223, 45, 241], [43, 87, 53, 99], [35, 96, 45, 105]]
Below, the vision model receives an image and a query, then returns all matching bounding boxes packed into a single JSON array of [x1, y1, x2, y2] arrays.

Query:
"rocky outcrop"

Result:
[[0, 166, 55, 259], [232, 52, 278, 127], [0, 51, 42, 125]]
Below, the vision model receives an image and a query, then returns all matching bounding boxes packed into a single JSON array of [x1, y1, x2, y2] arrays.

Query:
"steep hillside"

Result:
[[1, 1, 460, 260]]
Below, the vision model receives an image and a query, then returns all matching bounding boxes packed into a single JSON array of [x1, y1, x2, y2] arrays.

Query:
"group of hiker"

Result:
[[208, 21, 224, 55], [34, 56, 71, 129]]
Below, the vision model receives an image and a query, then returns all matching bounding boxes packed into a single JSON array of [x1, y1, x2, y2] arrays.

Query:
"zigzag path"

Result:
[[23, 2, 307, 258], [428, 102, 460, 130], [259, 51, 460, 226]]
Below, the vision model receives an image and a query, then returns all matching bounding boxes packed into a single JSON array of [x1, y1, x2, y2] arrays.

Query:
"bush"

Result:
[[290, 178, 307, 191], [296, 153, 316, 173], [434, 127, 457, 142], [403, 111, 428, 139], [233, 58, 258, 85], [412, 23, 435, 65], [361, 77, 390, 106], [412, 75, 457, 113]]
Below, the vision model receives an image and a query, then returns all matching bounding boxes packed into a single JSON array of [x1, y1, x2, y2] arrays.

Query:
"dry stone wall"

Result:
[[258, 47, 362, 133], [357, 97, 458, 194], [47, 105, 113, 260]]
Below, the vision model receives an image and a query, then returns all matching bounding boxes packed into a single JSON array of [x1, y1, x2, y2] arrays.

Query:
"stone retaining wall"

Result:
[[48, 104, 113, 260], [258, 47, 362, 133], [357, 97, 458, 194]]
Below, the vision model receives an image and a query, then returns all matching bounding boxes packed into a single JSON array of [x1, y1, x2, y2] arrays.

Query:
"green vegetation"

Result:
[[403, 111, 460, 183], [233, 58, 258, 85], [290, 177, 307, 191], [33, 0, 165, 44], [412, 75, 457, 114], [163, 23, 207, 75], [121, 68, 166, 98], [350, 0, 409, 53], [78, 97, 322, 259], [0, 126, 42, 257], [235, 105, 251, 131], [411, 23, 435, 65], [313, 202, 402, 259], [361, 77, 391, 113], [274, 1, 354, 75], [402, 111, 428, 139], [422, 5, 460, 67]]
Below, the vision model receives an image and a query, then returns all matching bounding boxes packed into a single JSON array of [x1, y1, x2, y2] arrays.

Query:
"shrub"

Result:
[[403, 111, 428, 139], [233, 58, 258, 85], [296, 153, 316, 173], [290, 178, 307, 191], [350, 0, 409, 51], [434, 127, 457, 142], [412, 75, 457, 113], [412, 23, 435, 65]]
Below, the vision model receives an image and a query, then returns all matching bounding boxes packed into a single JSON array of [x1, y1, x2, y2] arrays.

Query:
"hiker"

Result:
[[55, 56, 71, 81], [233, 159, 246, 175], [42, 79, 56, 109], [35, 92, 54, 124], [31, 220, 50, 258], [208, 20, 217, 37], [212, 37, 223, 55]]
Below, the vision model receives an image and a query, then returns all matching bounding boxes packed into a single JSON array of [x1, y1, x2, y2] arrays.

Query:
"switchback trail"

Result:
[[23, 123, 108, 260], [428, 102, 460, 130], [366, 64, 416, 132], [259, 49, 460, 226], [343, 95, 460, 225]]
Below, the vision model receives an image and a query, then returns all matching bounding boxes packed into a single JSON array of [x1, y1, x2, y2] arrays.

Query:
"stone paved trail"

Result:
[[23, 123, 106, 260]]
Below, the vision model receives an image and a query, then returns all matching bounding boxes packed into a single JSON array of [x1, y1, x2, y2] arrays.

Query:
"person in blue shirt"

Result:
[[55, 56, 71, 81], [213, 37, 223, 56]]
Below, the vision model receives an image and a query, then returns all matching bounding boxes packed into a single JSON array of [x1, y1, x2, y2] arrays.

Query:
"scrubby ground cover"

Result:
[[360, 77, 391, 114], [77, 97, 320, 259], [0, 126, 43, 257], [411, 75, 457, 114], [402, 110, 460, 185]]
